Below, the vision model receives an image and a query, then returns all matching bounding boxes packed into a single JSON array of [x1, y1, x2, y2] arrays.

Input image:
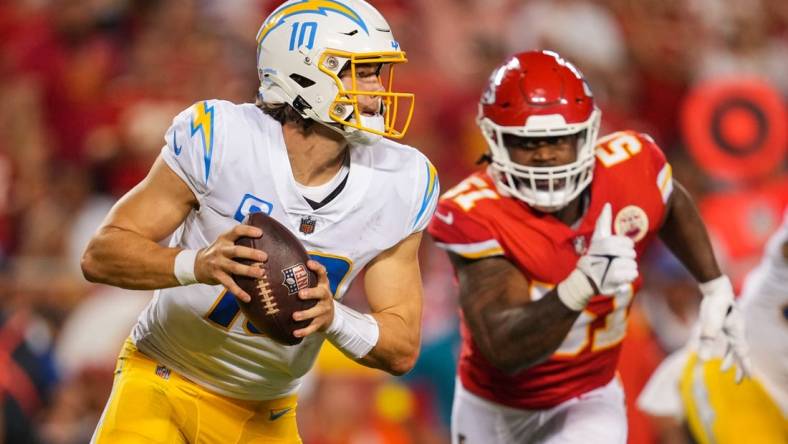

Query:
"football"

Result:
[[233, 212, 317, 345]]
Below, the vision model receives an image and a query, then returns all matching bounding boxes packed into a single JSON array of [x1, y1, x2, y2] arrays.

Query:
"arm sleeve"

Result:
[[160, 100, 224, 202]]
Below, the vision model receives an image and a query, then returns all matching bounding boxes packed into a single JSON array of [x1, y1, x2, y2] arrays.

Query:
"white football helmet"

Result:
[[478, 50, 601, 212], [256, 0, 414, 144]]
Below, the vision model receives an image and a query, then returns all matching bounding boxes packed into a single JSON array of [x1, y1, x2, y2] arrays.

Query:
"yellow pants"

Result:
[[680, 352, 788, 444], [92, 339, 301, 443]]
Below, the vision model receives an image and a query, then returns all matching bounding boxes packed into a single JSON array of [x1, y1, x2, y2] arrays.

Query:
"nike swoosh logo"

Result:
[[434, 210, 453, 225], [172, 131, 183, 155], [269, 407, 292, 421], [591, 255, 616, 288]]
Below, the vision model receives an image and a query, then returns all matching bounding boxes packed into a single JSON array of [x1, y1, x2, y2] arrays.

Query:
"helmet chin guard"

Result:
[[478, 50, 601, 212], [344, 113, 385, 145]]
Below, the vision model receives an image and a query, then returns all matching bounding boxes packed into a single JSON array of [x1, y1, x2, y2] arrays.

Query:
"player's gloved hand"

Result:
[[557, 203, 638, 311], [697, 275, 752, 383], [577, 203, 638, 295]]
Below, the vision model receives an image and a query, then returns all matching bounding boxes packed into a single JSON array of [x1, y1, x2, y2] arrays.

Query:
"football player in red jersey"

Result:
[[427, 50, 751, 444]]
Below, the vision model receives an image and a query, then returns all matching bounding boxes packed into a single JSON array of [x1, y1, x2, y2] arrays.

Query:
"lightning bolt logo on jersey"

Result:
[[429, 130, 672, 409], [190, 101, 215, 181], [138, 99, 438, 400]]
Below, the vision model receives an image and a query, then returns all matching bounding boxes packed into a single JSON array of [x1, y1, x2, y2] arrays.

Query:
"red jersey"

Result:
[[428, 131, 673, 409]]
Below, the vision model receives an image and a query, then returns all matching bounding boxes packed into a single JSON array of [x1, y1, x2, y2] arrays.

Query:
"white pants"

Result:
[[451, 377, 627, 444]]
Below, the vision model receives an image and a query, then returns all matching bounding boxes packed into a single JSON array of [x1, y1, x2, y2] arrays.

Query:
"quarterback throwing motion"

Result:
[[428, 50, 749, 444], [82, 1, 438, 443]]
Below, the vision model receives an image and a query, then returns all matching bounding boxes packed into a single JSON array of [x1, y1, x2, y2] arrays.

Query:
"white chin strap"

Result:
[[344, 114, 384, 145]]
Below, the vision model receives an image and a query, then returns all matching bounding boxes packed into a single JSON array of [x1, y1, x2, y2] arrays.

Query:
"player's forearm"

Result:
[[659, 181, 721, 282], [470, 292, 580, 374], [357, 311, 420, 376], [81, 225, 182, 289]]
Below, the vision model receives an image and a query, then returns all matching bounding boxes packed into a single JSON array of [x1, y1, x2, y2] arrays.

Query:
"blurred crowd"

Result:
[[0, 0, 786, 443]]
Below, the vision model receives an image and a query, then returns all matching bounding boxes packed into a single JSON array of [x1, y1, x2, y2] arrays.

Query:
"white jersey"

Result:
[[740, 209, 788, 415], [131, 100, 439, 401]]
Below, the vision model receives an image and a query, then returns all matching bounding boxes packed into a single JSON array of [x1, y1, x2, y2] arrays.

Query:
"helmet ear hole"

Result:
[[292, 96, 312, 114], [289, 74, 316, 88]]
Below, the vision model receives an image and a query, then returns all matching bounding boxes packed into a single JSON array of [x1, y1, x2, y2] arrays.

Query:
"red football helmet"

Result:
[[478, 50, 601, 211]]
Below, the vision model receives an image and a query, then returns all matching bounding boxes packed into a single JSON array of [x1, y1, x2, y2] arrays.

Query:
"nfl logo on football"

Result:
[[299, 216, 316, 235], [282, 263, 310, 295]]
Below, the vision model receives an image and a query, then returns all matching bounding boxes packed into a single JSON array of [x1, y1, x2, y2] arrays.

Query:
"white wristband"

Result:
[[557, 269, 596, 311], [325, 300, 380, 359], [173, 249, 199, 286], [698, 275, 733, 299]]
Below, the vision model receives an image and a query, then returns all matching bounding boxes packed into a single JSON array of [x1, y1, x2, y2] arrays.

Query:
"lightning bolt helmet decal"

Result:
[[256, 0, 368, 46]]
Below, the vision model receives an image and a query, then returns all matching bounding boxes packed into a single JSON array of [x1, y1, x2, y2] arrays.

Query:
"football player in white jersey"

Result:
[[81, 1, 439, 443], [638, 208, 788, 443]]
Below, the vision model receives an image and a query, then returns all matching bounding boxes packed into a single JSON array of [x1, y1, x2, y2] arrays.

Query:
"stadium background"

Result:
[[0, 0, 785, 442]]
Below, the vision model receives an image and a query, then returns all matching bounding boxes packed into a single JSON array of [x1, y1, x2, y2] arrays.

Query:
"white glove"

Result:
[[558, 203, 638, 311], [577, 203, 638, 295], [697, 275, 752, 383]]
